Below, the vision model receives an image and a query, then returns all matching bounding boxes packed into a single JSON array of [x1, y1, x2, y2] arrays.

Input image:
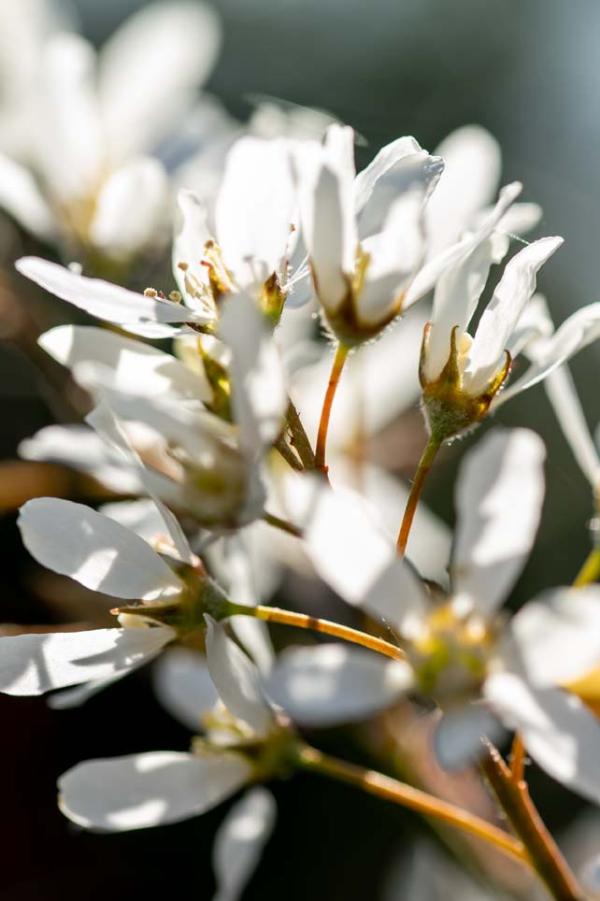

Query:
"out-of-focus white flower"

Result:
[[212, 787, 276, 901], [291, 427, 600, 803], [294, 124, 444, 344], [0, 1, 220, 262]]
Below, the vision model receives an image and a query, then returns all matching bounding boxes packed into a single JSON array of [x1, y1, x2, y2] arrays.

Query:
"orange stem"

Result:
[[396, 435, 441, 555], [315, 344, 349, 475]]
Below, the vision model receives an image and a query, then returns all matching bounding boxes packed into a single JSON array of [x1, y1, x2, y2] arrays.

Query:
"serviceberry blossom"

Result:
[[292, 428, 600, 802], [0, 1, 220, 263]]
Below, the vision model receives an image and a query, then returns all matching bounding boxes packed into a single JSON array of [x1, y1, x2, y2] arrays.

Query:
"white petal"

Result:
[[89, 157, 169, 259], [99, 1, 220, 160], [172, 188, 213, 303], [216, 137, 296, 287], [153, 648, 219, 731], [354, 135, 421, 214], [266, 644, 412, 726], [497, 202, 543, 238], [543, 366, 600, 488], [0, 626, 173, 696], [33, 32, 103, 200], [40, 324, 212, 403], [484, 673, 600, 804], [452, 428, 545, 616], [213, 788, 276, 901], [497, 302, 600, 407], [404, 181, 522, 308], [99, 499, 168, 544], [48, 670, 133, 710], [505, 587, 600, 686], [0, 152, 55, 240], [18, 423, 143, 494], [296, 125, 356, 314], [18, 498, 183, 600], [434, 705, 506, 771], [464, 236, 563, 394], [289, 477, 393, 604], [16, 257, 201, 327], [205, 617, 274, 738], [219, 293, 287, 453], [424, 236, 494, 382], [59, 750, 250, 831], [426, 125, 502, 256]]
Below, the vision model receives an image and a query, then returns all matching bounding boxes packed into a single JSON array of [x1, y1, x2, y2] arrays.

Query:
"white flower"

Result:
[[293, 428, 600, 803], [33, 293, 287, 530], [425, 124, 541, 259], [513, 296, 600, 496], [0, 2, 220, 261], [0, 497, 189, 697], [294, 124, 444, 343]]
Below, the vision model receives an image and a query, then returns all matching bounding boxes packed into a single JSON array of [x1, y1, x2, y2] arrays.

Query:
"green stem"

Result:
[[262, 511, 303, 539], [573, 547, 600, 587]]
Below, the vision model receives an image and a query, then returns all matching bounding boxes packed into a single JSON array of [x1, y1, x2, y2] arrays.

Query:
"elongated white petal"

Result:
[[205, 617, 274, 738], [543, 366, 600, 488], [266, 644, 412, 726], [219, 293, 287, 453], [287, 475, 428, 630], [504, 587, 600, 686], [434, 705, 506, 771], [89, 157, 169, 259], [404, 181, 522, 308], [34, 32, 103, 200], [18, 423, 143, 494], [216, 137, 296, 287], [16, 257, 201, 327], [172, 188, 213, 304], [153, 648, 219, 731], [464, 237, 563, 394], [213, 787, 276, 901], [0, 626, 173, 696], [289, 478, 392, 604], [426, 126, 502, 256], [0, 152, 55, 240], [99, 499, 167, 543], [354, 135, 421, 214], [452, 429, 545, 616], [59, 750, 251, 831], [484, 673, 600, 804], [19, 498, 183, 599], [99, 1, 220, 160], [497, 302, 600, 407], [425, 237, 494, 382], [296, 125, 356, 314], [40, 324, 212, 403]]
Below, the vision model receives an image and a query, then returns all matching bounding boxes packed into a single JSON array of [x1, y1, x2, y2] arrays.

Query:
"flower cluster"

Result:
[[3, 8, 600, 899]]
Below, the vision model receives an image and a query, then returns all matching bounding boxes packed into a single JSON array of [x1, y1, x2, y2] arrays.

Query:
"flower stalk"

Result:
[[296, 744, 530, 867], [230, 603, 406, 662], [315, 343, 349, 475], [482, 743, 584, 901], [396, 433, 442, 555]]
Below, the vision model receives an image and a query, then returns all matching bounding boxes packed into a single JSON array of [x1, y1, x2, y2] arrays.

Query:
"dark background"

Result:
[[1, 1, 599, 898]]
